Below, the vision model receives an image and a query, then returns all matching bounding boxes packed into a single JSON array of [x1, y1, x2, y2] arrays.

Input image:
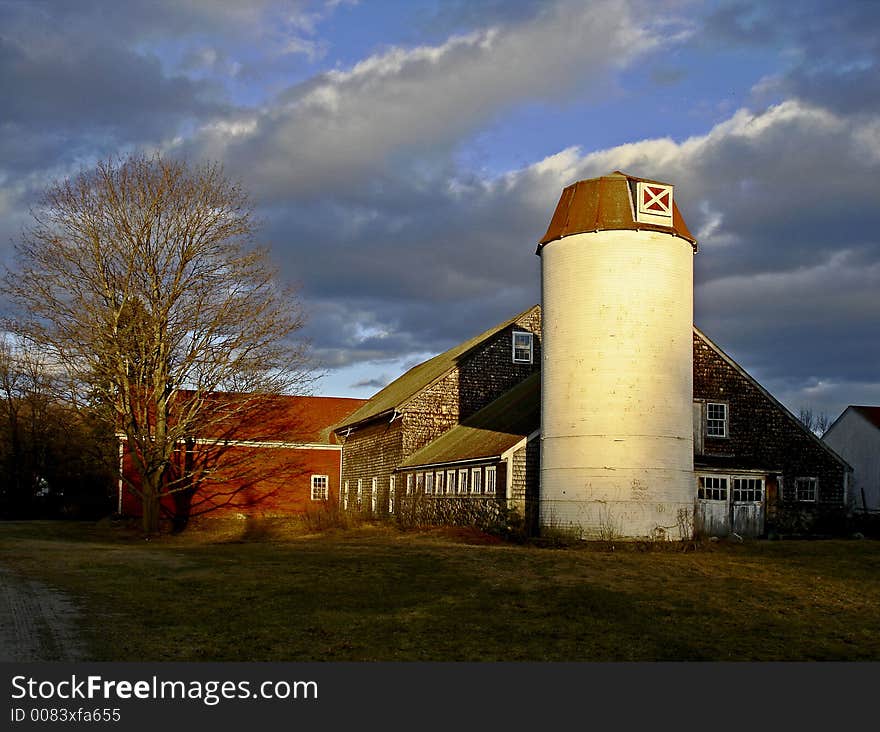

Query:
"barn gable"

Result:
[[334, 305, 541, 515], [693, 327, 850, 534]]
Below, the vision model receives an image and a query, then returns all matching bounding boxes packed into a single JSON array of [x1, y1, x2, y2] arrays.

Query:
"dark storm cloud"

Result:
[[706, 0, 880, 115], [566, 99, 880, 415], [271, 92, 879, 417], [256, 154, 561, 370], [1, 0, 876, 418], [0, 38, 226, 160]]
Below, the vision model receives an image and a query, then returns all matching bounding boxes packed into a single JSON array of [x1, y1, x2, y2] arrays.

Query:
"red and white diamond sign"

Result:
[[635, 181, 673, 224]]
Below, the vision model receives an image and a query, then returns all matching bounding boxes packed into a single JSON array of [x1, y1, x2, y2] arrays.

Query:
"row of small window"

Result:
[[342, 478, 381, 512], [405, 466, 497, 496], [697, 475, 818, 503]]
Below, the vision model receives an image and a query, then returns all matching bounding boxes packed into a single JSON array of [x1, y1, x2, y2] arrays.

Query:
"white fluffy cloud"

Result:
[[190, 0, 664, 198]]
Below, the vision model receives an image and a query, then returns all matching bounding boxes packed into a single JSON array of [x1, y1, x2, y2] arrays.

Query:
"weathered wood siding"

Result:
[[341, 307, 541, 517], [694, 331, 849, 532], [339, 419, 403, 517]]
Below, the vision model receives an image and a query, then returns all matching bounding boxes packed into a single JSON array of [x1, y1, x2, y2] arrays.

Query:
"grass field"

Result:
[[1, 519, 879, 661]]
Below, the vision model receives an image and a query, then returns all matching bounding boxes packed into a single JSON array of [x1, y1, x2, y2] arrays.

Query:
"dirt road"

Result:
[[0, 567, 87, 661]]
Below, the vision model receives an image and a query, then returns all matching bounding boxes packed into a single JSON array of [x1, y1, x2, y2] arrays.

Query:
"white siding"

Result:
[[824, 409, 880, 512]]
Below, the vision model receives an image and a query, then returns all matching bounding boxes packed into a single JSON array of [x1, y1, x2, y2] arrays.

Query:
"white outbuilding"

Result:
[[823, 406, 880, 513]]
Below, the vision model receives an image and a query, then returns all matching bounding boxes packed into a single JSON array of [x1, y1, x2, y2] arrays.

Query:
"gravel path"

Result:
[[0, 567, 87, 662]]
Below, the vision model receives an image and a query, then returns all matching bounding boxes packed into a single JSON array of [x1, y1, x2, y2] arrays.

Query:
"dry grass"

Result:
[[1, 520, 879, 661]]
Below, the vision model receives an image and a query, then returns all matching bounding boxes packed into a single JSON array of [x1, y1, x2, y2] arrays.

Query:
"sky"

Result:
[[0, 0, 878, 420]]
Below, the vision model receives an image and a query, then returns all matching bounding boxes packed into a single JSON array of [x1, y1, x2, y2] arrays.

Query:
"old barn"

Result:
[[335, 172, 850, 539]]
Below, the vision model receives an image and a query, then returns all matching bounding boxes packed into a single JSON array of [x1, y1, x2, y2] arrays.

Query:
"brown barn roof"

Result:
[[537, 171, 697, 250], [185, 394, 366, 444]]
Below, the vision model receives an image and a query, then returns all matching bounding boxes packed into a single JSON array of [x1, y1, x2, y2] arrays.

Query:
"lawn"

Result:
[[1, 519, 879, 661]]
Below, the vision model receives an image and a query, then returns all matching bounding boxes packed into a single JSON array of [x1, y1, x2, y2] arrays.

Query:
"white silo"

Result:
[[537, 172, 698, 539]]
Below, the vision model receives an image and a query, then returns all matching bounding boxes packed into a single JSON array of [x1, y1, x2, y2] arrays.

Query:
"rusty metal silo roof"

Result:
[[537, 171, 697, 252]]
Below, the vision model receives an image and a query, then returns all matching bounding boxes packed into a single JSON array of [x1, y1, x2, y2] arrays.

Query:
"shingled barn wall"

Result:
[[509, 438, 541, 535], [341, 307, 541, 517], [693, 331, 848, 532], [339, 419, 403, 517], [402, 310, 541, 456]]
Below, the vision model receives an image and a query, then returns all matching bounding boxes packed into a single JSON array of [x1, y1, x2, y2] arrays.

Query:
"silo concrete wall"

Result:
[[539, 229, 695, 539]]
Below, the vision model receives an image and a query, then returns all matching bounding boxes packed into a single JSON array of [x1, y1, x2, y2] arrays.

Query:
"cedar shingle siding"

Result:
[[693, 329, 849, 533], [338, 306, 541, 517]]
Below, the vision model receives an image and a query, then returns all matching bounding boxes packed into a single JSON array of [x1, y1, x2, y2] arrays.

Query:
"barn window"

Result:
[[343, 480, 349, 510], [471, 467, 482, 494], [425, 472, 434, 495], [406, 474, 413, 495], [357, 479, 363, 508], [447, 470, 457, 493], [310, 475, 329, 501], [389, 476, 395, 514], [485, 466, 497, 495], [794, 477, 818, 502], [435, 471, 445, 495], [733, 477, 764, 503], [371, 478, 378, 511], [512, 331, 534, 364], [416, 472, 425, 494], [697, 475, 727, 501], [457, 468, 468, 494], [706, 402, 728, 438]]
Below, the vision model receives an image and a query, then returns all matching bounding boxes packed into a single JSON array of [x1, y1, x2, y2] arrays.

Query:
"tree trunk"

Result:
[[141, 473, 162, 534], [170, 439, 197, 533]]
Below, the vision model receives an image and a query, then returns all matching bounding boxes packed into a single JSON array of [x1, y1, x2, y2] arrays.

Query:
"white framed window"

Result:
[[485, 466, 497, 495], [389, 476, 395, 514], [371, 478, 378, 511], [471, 467, 482, 494], [406, 474, 413, 495], [425, 472, 434, 495], [457, 468, 468, 494], [343, 480, 349, 510], [435, 471, 445, 495], [357, 479, 363, 508], [310, 475, 329, 501], [794, 476, 818, 502], [446, 470, 456, 494], [512, 331, 533, 364], [706, 402, 728, 438], [732, 477, 763, 503], [417, 472, 425, 494], [697, 475, 727, 501]]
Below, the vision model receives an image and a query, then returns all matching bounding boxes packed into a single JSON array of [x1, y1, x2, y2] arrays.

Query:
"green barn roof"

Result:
[[398, 372, 540, 469], [335, 304, 540, 431]]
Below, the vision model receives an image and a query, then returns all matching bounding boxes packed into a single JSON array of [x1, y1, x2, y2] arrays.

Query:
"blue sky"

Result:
[[1, 0, 878, 420]]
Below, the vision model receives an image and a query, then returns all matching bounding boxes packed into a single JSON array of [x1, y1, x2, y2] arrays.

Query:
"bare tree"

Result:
[[5, 154, 313, 533], [798, 406, 831, 437]]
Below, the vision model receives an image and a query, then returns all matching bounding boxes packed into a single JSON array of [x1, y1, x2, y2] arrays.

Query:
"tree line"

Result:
[[0, 337, 115, 518]]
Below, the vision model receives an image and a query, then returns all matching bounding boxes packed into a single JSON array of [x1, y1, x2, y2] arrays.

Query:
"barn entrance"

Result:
[[695, 472, 767, 538]]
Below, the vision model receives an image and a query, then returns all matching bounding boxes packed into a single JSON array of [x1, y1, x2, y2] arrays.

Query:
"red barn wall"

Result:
[[120, 444, 341, 519]]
